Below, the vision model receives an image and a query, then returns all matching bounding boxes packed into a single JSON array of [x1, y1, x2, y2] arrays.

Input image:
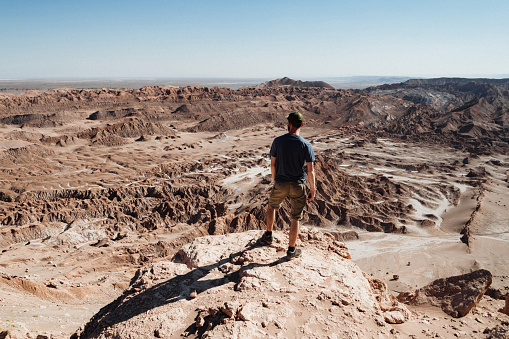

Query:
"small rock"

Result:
[[384, 311, 406, 324]]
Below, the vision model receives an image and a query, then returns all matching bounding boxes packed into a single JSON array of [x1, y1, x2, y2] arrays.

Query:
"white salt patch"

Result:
[[452, 182, 469, 193], [374, 167, 397, 172], [328, 137, 351, 142], [407, 191, 449, 231], [348, 232, 459, 261], [125, 180, 144, 187], [478, 234, 509, 242], [184, 166, 223, 176], [408, 195, 448, 219], [375, 173, 444, 186], [221, 166, 270, 186]]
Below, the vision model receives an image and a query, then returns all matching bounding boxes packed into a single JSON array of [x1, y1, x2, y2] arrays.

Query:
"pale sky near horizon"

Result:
[[1, 0, 508, 79]]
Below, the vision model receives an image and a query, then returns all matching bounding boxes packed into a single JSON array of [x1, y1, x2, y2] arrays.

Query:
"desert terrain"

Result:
[[0, 77, 508, 338]]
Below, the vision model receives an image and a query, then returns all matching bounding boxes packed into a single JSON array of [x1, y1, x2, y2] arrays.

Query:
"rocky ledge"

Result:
[[72, 229, 411, 338]]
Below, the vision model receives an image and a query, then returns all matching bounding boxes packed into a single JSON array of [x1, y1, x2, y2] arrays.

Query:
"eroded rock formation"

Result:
[[1, 77, 509, 337]]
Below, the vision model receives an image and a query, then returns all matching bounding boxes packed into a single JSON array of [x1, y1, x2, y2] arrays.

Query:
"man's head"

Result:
[[287, 112, 304, 128]]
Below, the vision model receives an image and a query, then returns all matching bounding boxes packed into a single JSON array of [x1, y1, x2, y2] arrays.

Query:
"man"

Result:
[[260, 112, 316, 259]]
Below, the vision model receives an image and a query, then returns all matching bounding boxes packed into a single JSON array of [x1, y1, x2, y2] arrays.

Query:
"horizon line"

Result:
[[1, 74, 509, 81]]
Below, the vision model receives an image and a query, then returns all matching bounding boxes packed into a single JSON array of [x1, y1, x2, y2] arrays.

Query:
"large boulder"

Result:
[[398, 269, 492, 317], [73, 229, 410, 338]]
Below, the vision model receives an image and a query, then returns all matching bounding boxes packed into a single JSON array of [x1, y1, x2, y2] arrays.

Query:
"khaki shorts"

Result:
[[269, 182, 307, 220]]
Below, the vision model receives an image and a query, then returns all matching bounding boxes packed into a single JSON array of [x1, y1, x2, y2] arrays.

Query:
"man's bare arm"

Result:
[[270, 156, 277, 184], [306, 161, 316, 202]]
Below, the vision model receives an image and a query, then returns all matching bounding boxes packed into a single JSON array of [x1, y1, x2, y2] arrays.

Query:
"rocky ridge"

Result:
[[72, 230, 411, 338], [70, 230, 509, 339], [364, 78, 509, 153]]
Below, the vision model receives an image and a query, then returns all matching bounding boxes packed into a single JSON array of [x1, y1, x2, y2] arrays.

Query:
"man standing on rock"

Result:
[[260, 112, 316, 259]]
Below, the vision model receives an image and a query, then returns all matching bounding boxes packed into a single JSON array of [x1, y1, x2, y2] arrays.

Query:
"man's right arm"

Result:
[[270, 156, 277, 184]]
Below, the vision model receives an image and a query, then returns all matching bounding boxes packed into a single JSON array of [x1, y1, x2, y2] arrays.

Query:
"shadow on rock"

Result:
[[73, 238, 283, 338]]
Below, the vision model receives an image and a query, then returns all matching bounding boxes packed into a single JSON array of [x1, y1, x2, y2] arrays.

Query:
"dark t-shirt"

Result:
[[270, 133, 315, 184]]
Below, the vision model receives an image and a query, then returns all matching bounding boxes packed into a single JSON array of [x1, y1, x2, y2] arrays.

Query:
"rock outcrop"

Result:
[[365, 78, 509, 154], [398, 269, 492, 317], [73, 229, 410, 338]]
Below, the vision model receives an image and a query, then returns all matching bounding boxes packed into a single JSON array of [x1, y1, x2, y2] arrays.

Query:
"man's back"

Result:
[[270, 133, 314, 184]]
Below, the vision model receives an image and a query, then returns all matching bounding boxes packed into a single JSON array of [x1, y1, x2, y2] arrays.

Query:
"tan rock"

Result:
[[73, 230, 410, 338], [383, 310, 407, 324]]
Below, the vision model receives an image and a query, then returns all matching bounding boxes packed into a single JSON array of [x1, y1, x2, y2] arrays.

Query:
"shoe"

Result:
[[259, 231, 273, 245], [286, 248, 302, 260]]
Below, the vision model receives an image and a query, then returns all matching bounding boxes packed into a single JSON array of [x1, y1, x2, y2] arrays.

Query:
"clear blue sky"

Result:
[[1, 0, 508, 79]]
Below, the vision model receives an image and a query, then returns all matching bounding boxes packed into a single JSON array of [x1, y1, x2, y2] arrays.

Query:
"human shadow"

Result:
[[75, 239, 285, 338]]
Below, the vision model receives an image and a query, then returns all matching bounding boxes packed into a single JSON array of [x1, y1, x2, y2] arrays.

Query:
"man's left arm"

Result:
[[306, 161, 316, 202]]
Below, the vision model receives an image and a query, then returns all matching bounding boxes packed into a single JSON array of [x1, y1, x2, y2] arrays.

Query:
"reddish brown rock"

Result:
[[398, 269, 492, 317]]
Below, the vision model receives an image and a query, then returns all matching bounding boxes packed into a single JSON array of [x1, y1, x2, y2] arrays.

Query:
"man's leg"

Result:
[[261, 183, 288, 245], [288, 183, 305, 247], [287, 218, 301, 259], [287, 183, 305, 259], [266, 205, 275, 232], [259, 204, 276, 245], [288, 218, 299, 247]]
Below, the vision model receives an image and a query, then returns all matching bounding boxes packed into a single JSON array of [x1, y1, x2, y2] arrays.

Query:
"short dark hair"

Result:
[[287, 112, 304, 128]]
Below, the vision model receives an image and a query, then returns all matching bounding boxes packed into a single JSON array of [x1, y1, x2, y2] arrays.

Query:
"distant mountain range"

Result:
[[1, 76, 507, 154], [363, 77, 509, 151]]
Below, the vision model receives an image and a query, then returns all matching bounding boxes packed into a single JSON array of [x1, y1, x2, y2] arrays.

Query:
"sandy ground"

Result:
[[332, 138, 509, 294], [340, 144, 509, 294], [0, 287, 102, 335], [1, 118, 509, 336]]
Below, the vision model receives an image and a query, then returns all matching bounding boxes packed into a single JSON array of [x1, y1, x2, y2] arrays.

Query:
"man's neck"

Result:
[[288, 127, 300, 135]]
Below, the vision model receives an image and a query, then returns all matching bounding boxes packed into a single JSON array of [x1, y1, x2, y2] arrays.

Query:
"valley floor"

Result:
[[1, 121, 508, 337]]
